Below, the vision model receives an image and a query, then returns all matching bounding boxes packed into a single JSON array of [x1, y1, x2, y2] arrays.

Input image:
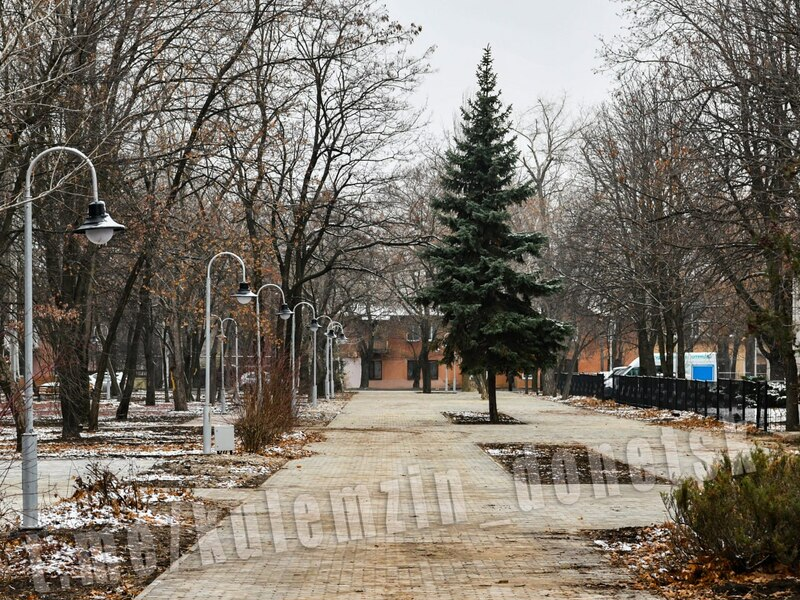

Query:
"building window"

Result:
[[369, 360, 382, 380], [406, 325, 421, 342], [428, 360, 439, 380], [406, 360, 416, 380], [407, 360, 438, 380]]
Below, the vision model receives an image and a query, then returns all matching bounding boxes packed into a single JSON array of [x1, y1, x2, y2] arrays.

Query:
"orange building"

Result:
[[339, 312, 463, 390]]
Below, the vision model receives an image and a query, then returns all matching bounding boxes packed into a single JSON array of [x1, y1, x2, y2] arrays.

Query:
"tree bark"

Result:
[[168, 313, 190, 411], [0, 351, 23, 452], [487, 369, 498, 423], [675, 303, 686, 379], [116, 295, 146, 420], [541, 368, 557, 396], [636, 322, 657, 376], [420, 336, 431, 394], [142, 286, 157, 406]]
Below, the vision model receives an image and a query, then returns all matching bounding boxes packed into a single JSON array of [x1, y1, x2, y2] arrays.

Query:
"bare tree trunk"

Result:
[[0, 352, 23, 452], [784, 353, 799, 431], [168, 314, 190, 411], [561, 353, 580, 400], [675, 303, 686, 379], [637, 322, 657, 376], [541, 368, 557, 396], [88, 253, 145, 430], [117, 296, 146, 420], [487, 369, 498, 423], [472, 372, 489, 400], [56, 321, 89, 440], [420, 335, 431, 394], [142, 287, 157, 406]]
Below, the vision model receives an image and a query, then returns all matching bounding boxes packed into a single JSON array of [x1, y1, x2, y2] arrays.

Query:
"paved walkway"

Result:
[[137, 390, 752, 600]]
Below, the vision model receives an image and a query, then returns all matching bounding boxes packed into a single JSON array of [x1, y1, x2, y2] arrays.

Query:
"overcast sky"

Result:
[[381, 0, 628, 133]]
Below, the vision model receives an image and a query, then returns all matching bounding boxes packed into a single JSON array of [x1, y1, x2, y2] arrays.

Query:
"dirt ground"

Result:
[[589, 526, 800, 600], [0, 394, 350, 600], [480, 442, 672, 485]]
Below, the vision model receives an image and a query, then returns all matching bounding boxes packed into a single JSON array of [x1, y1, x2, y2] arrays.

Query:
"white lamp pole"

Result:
[[331, 321, 344, 399], [22, 146, 126, 529], [222, 317, 239, 404], [255, 284, 292, 400], [211, 314, 226, 413], [204, 252, 256, 454], [317, 316, 333, 400], [319, 319, 343, 401]]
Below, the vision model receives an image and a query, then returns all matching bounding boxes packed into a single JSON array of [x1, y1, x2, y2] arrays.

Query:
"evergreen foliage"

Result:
[[418, 47, 569, 417]]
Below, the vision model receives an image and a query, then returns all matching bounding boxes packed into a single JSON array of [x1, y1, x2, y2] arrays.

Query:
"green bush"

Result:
[[665, 447, 800, 571]]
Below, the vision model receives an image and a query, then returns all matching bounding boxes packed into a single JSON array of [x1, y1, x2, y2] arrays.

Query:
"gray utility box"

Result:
[[214, 425, 235, 453]]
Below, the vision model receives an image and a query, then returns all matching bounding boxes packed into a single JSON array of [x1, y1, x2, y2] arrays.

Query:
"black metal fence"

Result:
[[557, 373, 780, 431], [557, 373, 606, 399]]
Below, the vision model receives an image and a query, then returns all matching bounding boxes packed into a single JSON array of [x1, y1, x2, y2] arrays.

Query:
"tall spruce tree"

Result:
[[419, 47, 569, 422]]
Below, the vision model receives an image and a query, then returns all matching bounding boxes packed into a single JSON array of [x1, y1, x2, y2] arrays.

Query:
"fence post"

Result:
[[703, 380, 709, 417], [742, 380, 748, 422], [715, 381, 721, 421], [657, 377, 662, 410], [755, 380, 762, 430], [728, 380, 734, 413]]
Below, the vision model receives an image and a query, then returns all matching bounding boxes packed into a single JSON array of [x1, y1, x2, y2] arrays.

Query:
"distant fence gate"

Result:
[[557, 373, 781, 432]]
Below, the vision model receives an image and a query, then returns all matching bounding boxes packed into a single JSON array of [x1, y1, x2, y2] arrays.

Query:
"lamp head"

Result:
[[74, 201, 126, 245], [337, 331, 348, 343], [309, 318, 320, 333], [277, 303, 293, 321], [232, 281, 257, 305]]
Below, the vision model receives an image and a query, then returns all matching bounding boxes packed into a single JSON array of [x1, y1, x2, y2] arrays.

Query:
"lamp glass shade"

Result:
[[85, 228, 115, 245], [74, 201, 126, 245], [277, 304, 293, 321], [232, 282, 257, 305], [309, 318, 320, 332]]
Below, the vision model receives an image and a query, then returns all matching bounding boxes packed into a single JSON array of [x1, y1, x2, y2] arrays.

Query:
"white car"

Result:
[[89, 372, 123, 392]]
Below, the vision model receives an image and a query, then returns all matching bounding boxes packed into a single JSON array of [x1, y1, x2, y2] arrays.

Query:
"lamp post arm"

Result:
[[292, 301, 316, 318], [255, 283, 286, 399], [207, 251, 247, 283], [256, 283, 287, 304], [26, 146, 99, 205]]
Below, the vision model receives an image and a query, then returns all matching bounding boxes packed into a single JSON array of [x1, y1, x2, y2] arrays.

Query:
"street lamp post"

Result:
[[221, 317, 240, 404], [22, 146, 126, 529], [318, 318, 343, 400], [204, 252, 256, 454], [332, 325, 347, 399], [290, 301, 318, 410], [317, 316, 333, 399], [211, 315, 226, 413], [255, 284, 292, 400]]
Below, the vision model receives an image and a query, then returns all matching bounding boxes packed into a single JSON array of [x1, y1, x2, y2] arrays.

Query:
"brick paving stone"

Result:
[[137, 390, 753, 599]]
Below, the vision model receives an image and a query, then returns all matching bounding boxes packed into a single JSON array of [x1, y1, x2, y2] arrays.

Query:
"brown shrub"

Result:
[[236, 353, 294, 453]]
